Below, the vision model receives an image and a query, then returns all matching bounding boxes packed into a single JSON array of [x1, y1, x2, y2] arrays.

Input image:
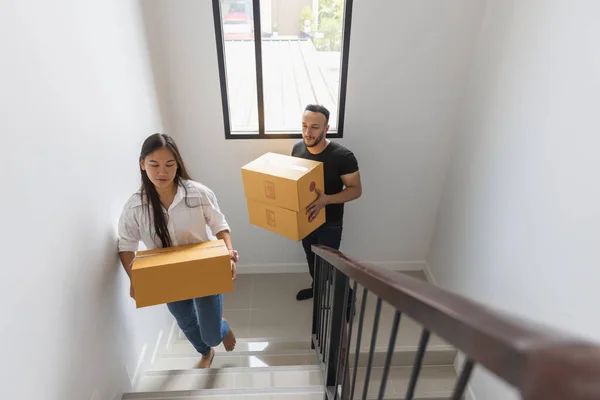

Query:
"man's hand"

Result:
[[130, 282, 135, 299], [229, 249, 239, 263], [306, 189, 329, 222]]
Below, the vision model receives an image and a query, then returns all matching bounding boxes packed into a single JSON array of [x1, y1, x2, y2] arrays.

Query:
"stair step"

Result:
[[150, 352, 320, 371], [124, 390, 447, 400], [165, 339, 455, 369], [178, 329, 310, 343], [125, 365, 455, 399], [124, 392, 448, 400], [134, 365, 323, 393], [123, 386, 324, 399], [169, 338, 311, 355]]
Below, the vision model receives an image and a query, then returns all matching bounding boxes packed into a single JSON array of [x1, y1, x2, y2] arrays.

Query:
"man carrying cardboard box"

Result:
[[292, 104, 362, 301]]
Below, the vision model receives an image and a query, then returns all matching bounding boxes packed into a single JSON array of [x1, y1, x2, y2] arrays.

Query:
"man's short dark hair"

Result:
[[304, 104, 330, 123]]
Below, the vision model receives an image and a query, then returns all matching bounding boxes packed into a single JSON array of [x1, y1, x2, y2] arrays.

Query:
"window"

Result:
[[212, 0, 353, 139]]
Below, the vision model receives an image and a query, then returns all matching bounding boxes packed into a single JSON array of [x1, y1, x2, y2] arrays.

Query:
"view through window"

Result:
[[214, 0, 352, 138]]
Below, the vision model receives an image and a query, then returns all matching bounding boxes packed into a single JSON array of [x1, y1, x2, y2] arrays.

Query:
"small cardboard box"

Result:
[[131, 240, 233, 308], [241, 152, 326, 241]]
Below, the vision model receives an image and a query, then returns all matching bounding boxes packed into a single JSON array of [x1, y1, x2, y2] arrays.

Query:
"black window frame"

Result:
[[212, 0, 354, 140]]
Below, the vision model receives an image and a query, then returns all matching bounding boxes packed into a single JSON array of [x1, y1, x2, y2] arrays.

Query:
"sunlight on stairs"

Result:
[[122, 272, 458, 399]]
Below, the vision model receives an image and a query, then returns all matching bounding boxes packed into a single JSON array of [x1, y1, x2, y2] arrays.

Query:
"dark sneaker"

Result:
[[296, 288, 314, 301]]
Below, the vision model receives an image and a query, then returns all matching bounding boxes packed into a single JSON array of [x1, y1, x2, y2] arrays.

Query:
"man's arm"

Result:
[[326, 171, 362, 204], [307, 171, 362, 221]]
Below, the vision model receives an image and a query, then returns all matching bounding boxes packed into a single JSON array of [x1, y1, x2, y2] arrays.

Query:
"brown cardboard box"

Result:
[[241, 152, 326, 241], [131, 240, 233, 308], [246, 198, 325, 241]]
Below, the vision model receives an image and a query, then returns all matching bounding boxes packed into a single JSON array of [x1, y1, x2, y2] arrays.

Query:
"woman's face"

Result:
[[141, 147, 178, 190]]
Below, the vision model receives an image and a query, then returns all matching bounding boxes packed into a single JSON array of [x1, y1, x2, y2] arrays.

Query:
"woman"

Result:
[[117, 133, 237, 368]]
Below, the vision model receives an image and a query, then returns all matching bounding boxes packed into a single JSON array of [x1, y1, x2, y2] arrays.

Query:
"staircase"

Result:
[[123, 271, 459, 399]]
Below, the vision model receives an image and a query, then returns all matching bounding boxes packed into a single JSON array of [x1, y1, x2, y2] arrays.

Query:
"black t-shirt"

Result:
[[292, 140, 359, 223]]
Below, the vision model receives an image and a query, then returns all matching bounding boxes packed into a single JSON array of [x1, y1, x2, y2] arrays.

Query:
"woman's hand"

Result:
[[230, 259, 237, 281], [229, 250, 238, 280]]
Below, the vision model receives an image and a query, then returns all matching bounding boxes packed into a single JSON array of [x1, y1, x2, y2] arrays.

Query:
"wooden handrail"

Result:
[[313, 245, 600, 399]]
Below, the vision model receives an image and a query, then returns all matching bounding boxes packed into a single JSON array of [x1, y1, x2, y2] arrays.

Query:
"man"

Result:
[[292, 104, 362, 301]]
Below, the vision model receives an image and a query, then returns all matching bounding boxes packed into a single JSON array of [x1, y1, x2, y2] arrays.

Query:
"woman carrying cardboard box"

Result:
[[117, 133, 237, 368]]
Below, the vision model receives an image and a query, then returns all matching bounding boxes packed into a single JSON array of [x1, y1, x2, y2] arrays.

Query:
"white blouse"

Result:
[[117, 180, 230, 252]]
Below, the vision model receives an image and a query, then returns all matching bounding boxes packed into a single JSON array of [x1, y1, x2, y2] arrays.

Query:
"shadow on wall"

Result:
[[49, 222, 170, 400], [50, 225, 127, 400]]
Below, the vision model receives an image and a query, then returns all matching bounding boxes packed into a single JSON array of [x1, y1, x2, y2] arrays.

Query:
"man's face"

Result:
[[302, 111, 329, 148]]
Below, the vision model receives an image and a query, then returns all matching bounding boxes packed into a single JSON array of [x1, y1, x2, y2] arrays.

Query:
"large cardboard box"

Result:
[[131, 240, 233, 308], [241, 152, 326, 241]]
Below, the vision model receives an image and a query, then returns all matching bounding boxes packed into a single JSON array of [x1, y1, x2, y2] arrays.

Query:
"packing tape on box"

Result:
[[259, 158, 309, 172], [134, 243, 228, 260]]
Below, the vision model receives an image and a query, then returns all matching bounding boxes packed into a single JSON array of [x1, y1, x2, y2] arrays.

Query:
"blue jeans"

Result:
[[166, 294, 229, 356]]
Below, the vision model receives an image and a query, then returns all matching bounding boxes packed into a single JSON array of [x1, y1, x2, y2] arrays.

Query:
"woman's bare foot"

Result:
[[197, 348, 215, 368], [222, 318, 236, 352]]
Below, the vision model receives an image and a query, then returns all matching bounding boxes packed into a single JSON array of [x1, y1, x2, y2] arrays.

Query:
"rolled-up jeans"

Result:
[[167, 294, 229, 356]]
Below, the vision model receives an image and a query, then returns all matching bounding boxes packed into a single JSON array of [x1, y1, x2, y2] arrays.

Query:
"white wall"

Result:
[[0, 1, 171, 399], [427, 1, 600, 399], [140, 0, 484, 269]]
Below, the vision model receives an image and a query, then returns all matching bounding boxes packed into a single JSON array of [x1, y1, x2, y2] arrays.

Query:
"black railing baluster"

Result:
[[451, 358, 475, 400], [362, 297, 383, 400], [405, 329, 431, 400], [377, 310, 401, 400], [324, 264, 330, 362], [313, 256, 323, 349], [318, 257, 327, 352], [323, 263, 332, 363], [340, 281, 358, 399], [333, 275, 352, 400], [350, 287, 369, 400], [324, 263, 350, 398]]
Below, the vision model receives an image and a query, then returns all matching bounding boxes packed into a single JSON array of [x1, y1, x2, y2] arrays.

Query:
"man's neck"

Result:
[[307, 139, 330, 155]]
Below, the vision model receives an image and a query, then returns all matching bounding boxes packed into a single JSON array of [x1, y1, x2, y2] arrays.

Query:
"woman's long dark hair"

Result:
[[139, 133, 193, 248]]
